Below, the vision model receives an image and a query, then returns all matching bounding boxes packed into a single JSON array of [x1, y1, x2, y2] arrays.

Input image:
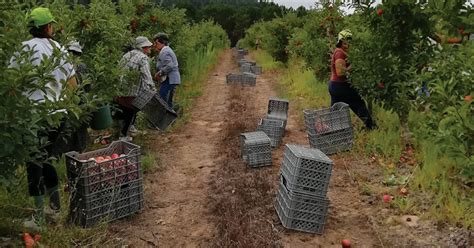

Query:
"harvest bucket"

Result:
[[90, 105, 113, 130]]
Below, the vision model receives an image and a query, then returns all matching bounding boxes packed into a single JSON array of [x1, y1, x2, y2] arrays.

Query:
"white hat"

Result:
[[135, 36, 153, 48], [68, 41, 83, 53]]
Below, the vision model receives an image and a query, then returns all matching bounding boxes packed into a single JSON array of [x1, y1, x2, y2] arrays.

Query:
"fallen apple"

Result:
[[399, 187, 408, 195], [383, 194, 393, 203], [342, 239, 351, 248]]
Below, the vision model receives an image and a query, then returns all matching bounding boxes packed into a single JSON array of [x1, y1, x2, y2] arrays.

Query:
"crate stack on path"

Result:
[[239, 60, 262, 75], [131, 88, 178, 131], [256, 97, 289, 148], [303, 102, 354, 155], [66, 141, 144, 227], [275, 144, 333, 234], [240, 131, 272, 168]]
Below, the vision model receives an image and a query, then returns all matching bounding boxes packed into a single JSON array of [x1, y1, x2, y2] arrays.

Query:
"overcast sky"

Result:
[[272, 0, 473, 10]]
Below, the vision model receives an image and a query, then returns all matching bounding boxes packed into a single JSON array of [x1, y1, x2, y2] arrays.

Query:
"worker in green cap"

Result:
[[328, 29, 375, 130], [10, 7, 77, 230]]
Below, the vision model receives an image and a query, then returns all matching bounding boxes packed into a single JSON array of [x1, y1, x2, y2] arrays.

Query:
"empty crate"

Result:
[[226, 73, 256, 86], [66, 141, 144, 227], [267, 97, 289, 127], [275, 177, 329, 234], [279, 144, 333, 197], [256, 117, 285, 148], [142, 93, 178, 131], [303, 102, 353, 155], [240, 131, 272, 167]]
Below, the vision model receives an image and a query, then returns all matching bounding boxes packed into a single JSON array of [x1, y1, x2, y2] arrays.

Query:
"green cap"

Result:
[[27, 7, 56, 28], [338, 29, 352, 42]]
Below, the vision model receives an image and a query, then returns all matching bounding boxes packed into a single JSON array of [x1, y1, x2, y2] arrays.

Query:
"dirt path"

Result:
[[112, 49, 381, 247]]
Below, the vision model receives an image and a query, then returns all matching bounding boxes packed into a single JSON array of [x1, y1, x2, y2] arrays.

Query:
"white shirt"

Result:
[[10, 38, 75, 102]]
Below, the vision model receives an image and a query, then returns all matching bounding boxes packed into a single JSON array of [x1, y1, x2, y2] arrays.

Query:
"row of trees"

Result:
[[240, 0, 473, 224], [0, 0, 229, 178]]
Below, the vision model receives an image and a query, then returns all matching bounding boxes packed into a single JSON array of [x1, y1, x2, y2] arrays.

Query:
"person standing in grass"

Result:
[[153, 33, 181, 110], [9, 7, 77, 229], [118, 36, 155, 140], [329, 29, 376, 130]]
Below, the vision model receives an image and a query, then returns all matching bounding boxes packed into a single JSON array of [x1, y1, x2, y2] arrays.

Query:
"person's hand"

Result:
[[154, 72, 161, 82]]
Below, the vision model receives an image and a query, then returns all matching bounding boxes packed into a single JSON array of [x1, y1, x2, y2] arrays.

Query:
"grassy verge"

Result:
[[0, 45, 227, 247], [251, 49, 472, 228]]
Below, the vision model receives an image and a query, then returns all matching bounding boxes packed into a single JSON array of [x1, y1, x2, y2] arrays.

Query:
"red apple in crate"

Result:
[[111, 153, 119, 159], [315, 121, 330, 133]]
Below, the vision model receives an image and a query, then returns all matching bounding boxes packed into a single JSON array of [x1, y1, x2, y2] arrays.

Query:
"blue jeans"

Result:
[[328, 81, 375, 129], [159, 79, 177, 108]]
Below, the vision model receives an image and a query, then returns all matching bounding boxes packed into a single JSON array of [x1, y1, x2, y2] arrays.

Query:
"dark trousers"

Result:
[[117, 104, 137, 136], [159, 79, 177, 108], [27, 125, 66, 196], [328, 81, 375, 129]]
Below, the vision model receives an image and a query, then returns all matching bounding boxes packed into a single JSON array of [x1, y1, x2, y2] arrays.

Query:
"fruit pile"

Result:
[[82, 153, 139, 188]]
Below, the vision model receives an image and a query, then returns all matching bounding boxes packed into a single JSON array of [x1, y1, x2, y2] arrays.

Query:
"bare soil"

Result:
[[111, 49, 466, 247]]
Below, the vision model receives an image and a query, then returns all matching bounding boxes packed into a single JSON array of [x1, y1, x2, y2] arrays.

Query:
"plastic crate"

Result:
[[277, 176, 330, 214], [282, 144, 333, 175], [256, 118, 285, 148], [240, 63, 252, 74], [142, 93, 178, 131], [131, 87, 155, 110], [242, 72, 256, 86], [240, 131, 272, 167], [238, 59, 256, 66], [69, 179, 144, 227], [226, 73, 256, 86], [66, 141, 142, 196], [274, 191, 327, 234], [308, 128, 353, 155], [303, 102, 352, 136], [281, 163, 331, 197], [267, 97, 289, 124], [251, 65, 262, 75]]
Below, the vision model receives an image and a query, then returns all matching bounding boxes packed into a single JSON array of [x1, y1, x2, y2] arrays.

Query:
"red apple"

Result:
[[464, 95, 472, 102], [111, 153, 119, 159], [383, 194, 393, 203], [377, 9, 383, 16], [342, 239, 351, 248], [377, 82, 385, 89]]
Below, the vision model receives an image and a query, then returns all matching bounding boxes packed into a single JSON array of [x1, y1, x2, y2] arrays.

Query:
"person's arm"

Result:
[[140, 57, 155, 90], [157, 52, 174, 75]]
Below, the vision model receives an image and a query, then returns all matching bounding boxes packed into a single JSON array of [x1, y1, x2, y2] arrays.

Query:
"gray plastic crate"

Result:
[[142, 93, 178, 131], [240, 63, 252, 74], [251, 65, 262, 75], [303, 102, 352, 136], [256, 118, 285, 148], [131, 87, 155, 110], [275, 192, 327, 234], [240, 131, 272, 167], [69, 179, 144, 227], [281, 163, 331, 197], [238, 59, 256, 66], [66, 141, 142, 196], [226, 73, 256, 86], [267, 97, 289, 125], [308, 128, 353, 155], [282, 144, 333, 175], [277, 176, 330, 214]]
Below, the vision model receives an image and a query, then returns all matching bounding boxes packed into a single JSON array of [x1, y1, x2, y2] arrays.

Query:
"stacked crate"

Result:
[[66, 141, 144, 227], [303, 102, 354, 155], [257, 118, 285, 148], [256, 98, 289, 148], [142, 93, 178, 131], [240, 131, 272, 168], [276, 144, 333, 234], [240, 62, 262, 75]]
